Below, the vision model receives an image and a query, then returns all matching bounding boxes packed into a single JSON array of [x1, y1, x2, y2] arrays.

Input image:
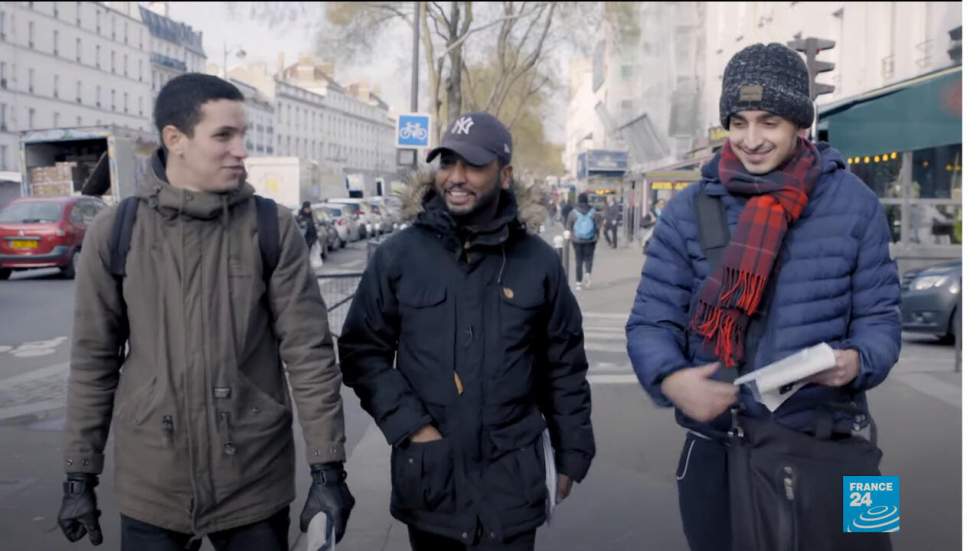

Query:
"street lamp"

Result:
[[223, 42, 247, 79]]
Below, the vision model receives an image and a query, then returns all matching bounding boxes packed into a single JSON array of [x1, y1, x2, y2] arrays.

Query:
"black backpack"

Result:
[[108, 195, 280, 283]]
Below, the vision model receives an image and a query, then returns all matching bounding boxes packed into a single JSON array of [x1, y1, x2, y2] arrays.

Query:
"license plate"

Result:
[[10, 240, 38, 250]]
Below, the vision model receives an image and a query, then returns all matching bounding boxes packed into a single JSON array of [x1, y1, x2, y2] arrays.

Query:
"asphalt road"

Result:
[[0, 235, 962, 550]]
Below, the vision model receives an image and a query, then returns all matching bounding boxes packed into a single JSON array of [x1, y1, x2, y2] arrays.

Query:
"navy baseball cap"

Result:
[[426, 112, 513, 167]]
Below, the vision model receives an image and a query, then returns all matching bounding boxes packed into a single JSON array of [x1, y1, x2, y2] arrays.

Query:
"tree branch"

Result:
[[435, 4, 541, 61]]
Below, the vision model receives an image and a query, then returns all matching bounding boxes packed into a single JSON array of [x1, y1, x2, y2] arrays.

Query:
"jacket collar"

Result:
[[416, 187, 524, 257], [139, 148, 254, 221]]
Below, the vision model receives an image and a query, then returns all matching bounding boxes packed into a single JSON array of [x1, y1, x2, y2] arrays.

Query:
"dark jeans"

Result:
[[408, 525, 536, 551], [604, 223, 619, 248], [120, 507, 290, 551], [675, 433, 732, 551], [572, 241, 596, 283]]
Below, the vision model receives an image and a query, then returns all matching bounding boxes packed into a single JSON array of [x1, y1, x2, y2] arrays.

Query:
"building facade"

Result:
[[139, 4, 206, 106], [0, 1, 153, 172], [566, 1, 962, 271], [228, 58, 397, 196], [229, 79, 274, 157]]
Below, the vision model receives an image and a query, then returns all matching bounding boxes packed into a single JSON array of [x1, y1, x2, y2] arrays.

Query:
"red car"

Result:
[[0, 195, 107, 280]]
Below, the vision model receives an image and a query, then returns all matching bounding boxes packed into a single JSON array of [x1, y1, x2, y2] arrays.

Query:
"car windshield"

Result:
[[0, 201, 63, 223]]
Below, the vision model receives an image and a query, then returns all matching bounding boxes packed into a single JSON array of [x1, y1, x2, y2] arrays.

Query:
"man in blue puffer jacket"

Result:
[[626, 43, 900, 551]]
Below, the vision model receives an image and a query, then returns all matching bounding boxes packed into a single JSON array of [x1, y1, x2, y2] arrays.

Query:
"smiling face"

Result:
[[162, 99, 248, 193], [435, 151, 512, 217], [727, 110, 809, 174]]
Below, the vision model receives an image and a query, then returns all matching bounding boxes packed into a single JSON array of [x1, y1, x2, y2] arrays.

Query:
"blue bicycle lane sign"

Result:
[[396, 113, 432, 149]]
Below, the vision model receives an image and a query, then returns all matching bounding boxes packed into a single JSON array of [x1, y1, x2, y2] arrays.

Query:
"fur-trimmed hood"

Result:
[[392, 168, 550, 232]]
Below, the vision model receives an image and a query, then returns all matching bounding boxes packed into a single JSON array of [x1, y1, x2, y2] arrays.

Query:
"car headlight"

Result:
[[948, 279, 961, 295], [911, 275, 949, 291]]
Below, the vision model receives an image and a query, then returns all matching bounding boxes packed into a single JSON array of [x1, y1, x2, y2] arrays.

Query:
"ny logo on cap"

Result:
[[452, 116, 475, 135]]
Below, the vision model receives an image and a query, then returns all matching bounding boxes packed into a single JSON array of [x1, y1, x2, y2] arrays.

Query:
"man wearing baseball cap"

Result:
[[626, 43, 899, 550], [340, 112, 595, 550]]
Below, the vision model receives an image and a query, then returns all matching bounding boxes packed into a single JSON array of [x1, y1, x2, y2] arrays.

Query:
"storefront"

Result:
[[820, 66, 962, 274]]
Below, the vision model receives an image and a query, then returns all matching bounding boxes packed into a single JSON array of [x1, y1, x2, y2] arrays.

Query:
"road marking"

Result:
[[893, 372, 961, 409], [0, 398, 65, 422], [581, 312, 629, 321], [585, 342, 628, 354], [588, 374, 639, 385], [0, 362, 69, 386], [0, 337, 68, 358]]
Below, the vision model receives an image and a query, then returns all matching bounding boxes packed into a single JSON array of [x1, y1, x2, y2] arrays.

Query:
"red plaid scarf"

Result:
[[690, 137, 822, 367]]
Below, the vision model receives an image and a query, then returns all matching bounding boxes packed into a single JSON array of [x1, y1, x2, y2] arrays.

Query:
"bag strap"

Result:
[[109, 196, 141, 279], [254, 195, 280, 282], [695, 190, 729, 272]]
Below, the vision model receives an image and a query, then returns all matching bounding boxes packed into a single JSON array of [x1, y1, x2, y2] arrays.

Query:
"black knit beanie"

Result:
[[719, 43, 813, 129]]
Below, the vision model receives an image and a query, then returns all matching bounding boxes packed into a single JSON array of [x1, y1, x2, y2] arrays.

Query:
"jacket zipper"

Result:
[[782, 465, 798, 551], [162, 415, 175, 448]]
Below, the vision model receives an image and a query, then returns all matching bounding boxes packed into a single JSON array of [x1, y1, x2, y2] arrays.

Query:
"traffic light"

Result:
[[787, 37, 836, 100]]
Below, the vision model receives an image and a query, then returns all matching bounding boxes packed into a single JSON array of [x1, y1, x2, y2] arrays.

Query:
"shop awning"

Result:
[[820, 67, 961, 158]]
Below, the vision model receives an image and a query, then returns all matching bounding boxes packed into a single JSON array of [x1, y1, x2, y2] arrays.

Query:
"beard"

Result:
[[444, 174, 502, 222]]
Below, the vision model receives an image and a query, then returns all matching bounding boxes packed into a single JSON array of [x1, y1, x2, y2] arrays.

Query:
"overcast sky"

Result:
[[165, 2, 568, 142]]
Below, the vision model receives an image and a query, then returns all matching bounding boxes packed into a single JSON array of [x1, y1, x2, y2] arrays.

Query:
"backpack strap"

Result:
[[109, 196, 141, 279], [695, 191, 729, 272], [254, 195, 280, 282]]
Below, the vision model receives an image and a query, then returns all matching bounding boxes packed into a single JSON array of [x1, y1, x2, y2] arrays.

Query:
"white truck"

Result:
[[244, 157, 326, 209], [19, 125, 158, 203]]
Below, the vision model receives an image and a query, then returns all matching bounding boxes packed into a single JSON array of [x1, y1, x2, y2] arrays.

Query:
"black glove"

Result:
[[58, 473, 103, 545], [300, 462, 355, 543]]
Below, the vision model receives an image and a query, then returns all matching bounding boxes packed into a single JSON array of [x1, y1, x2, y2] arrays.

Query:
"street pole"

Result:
[[411, 1, 421, 169]]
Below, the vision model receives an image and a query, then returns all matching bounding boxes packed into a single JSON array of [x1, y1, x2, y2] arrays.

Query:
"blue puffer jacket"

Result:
[[626, 144, 901, 438]]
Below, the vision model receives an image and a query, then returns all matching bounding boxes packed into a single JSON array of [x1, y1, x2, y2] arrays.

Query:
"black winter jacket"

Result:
[[339, 188, 595, 544]]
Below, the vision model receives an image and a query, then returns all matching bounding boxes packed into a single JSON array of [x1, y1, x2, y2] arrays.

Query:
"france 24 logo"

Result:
[[843, 476, 901, 533]]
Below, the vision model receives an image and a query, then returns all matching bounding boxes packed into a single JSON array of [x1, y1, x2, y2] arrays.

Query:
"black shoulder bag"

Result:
[[695, 190, 891, 551]]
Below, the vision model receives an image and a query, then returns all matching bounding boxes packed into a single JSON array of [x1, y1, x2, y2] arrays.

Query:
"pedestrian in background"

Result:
[[565, 192, 602, 291], [58, 73, 354, 551], [339, 112, 595, 551], [626, 43, 900, 551], [603, 197, 623, 249], [297, 200, 317, 249]]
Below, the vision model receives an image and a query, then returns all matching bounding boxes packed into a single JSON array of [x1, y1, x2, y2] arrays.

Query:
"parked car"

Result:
[[369, 202, 395, 233], [311, 203, 350, 248], [0, 195, 107, 280], [325, 202, 365, 241], [331, 198, 381, 238], [309, 205, 343, 251], [900, 260, 961, 343]]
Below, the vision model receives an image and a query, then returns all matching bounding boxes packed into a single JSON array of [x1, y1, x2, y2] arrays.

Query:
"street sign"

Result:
[[396, 113, 432, 149]]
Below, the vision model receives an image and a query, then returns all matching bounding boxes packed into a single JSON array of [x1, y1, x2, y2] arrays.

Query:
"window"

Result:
[[76, 116, 81, 126], [123, 54, 128, 77], [53, 3, 59, 18], [111, 50, 115, 74], [111, 15, 115, 40], [28, 108, 35, 129], [95, 10, 100, 34], [123, 91, 128, 114], [76, 37, 81, 61], [111, 89, 116, 111], [138, 59, 142, 82], [0, 61, 6, 89], [138, 96, 143, 116], [53, 111, 60, 127], [0, 10, 5, 40], [76, 1, 81, 25], [28, 68, 34, 93], [53, 29, 58, 55], [96, 44, 101, 69], [28, 20, 34, 48], [53, 74, 59, 98], [95, 85, 101, 107], [0, 145, 6, 170], [0, 102, 6, 131], [124, 21, 128, 44]]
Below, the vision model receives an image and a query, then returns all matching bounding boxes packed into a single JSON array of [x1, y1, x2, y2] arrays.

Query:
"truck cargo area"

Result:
[[23, 138, 108, 197]]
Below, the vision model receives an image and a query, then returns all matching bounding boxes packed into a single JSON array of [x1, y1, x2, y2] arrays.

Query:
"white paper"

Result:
[[306, 512, 336, 551], [542, 426, 559, 522], [733, 342, 837, 412]]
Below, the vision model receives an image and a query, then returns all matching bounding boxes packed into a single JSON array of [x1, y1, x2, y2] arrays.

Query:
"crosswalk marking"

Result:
[[582, 314, 635, 385]]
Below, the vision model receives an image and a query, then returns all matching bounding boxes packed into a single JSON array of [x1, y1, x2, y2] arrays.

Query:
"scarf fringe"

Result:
[[718, 267, 767, 315], [690, 301, 747, 368]]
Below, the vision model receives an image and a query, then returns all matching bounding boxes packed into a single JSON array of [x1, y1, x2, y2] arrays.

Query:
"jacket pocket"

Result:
[[113, 375, 159, 428], [396, 285, 452, 403], [391, 438, 455, 513], [216, 372, 294, 492], [484, 415, 548, 509]]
